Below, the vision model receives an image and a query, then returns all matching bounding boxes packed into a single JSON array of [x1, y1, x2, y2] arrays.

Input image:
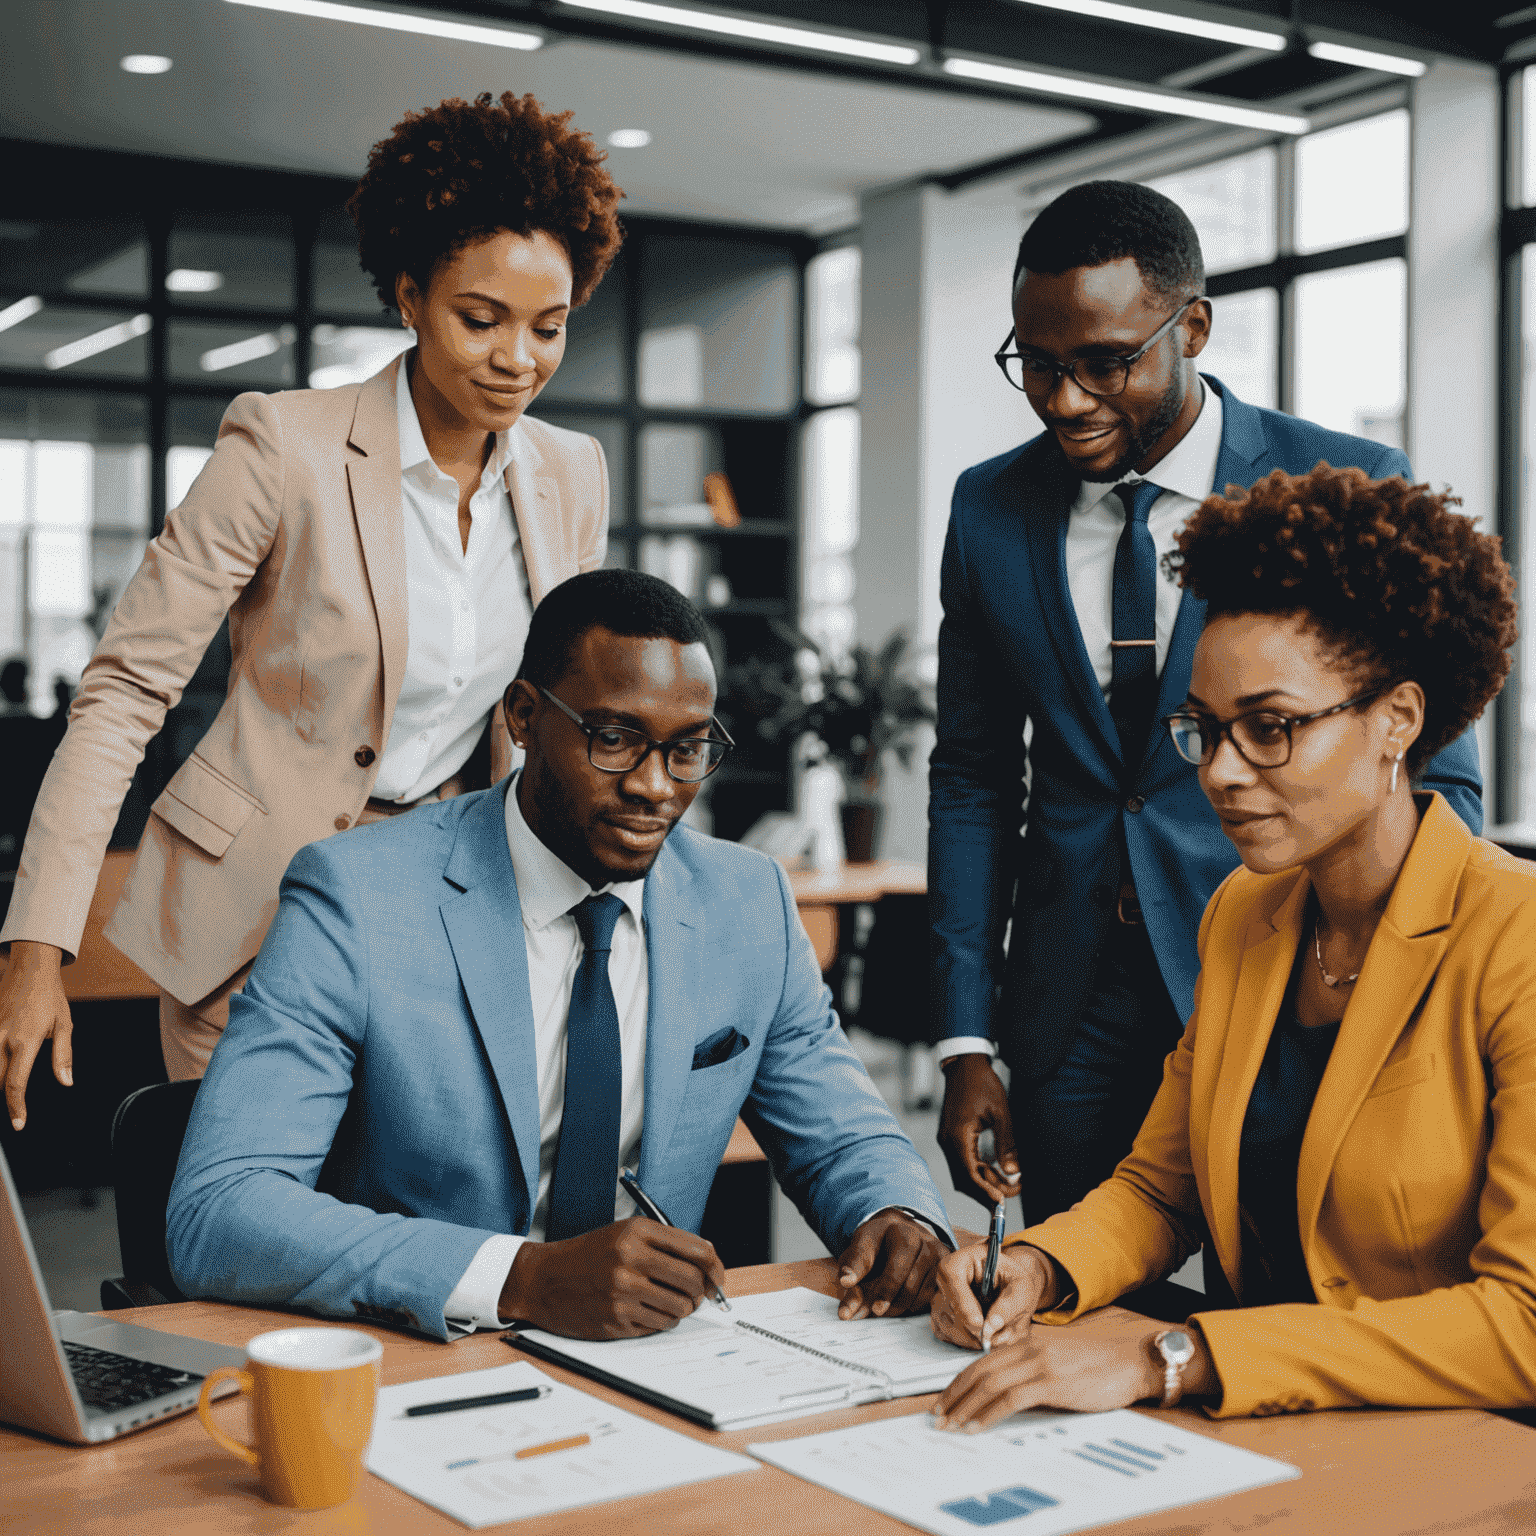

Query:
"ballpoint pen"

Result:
[[405, 1384, 553, 1417], [977, 1200, 1006, 1352], [619, 1167, 732, 1312]]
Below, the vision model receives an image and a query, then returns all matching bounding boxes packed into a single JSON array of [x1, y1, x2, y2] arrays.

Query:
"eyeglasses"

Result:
[[1163, 689, 1384, 769], [539, 687, 735, 783], [994, 296, 1206, 397]]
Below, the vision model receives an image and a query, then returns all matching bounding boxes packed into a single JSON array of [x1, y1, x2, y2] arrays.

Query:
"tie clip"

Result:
[[1109, 639, 1156, 648]]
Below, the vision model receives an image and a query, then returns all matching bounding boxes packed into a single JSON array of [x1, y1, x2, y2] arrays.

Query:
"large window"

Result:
[[1146, 108, 1409, 443]]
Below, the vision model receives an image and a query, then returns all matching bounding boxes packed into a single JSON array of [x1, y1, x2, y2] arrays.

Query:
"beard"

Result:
[[1053, 369, 1188, 483]]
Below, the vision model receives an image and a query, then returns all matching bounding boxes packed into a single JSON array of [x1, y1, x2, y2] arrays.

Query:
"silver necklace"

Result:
[[1313, 916, 1359, 988]]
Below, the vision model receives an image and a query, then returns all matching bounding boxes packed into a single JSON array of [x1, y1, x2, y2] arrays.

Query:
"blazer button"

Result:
[[355, 746, 376, 767], [335, 815, 351, 831], [1125, 794, 1145, 813]]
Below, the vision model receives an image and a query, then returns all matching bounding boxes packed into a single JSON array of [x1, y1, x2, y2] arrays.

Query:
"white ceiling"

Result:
[[1, 1, 1094, 231]]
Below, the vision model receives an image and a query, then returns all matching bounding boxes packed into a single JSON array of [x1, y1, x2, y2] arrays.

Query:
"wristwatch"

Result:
[[1151, 1329, 1196, 1408]]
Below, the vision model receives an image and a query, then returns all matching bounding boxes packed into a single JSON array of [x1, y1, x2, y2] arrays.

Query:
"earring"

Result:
[[1391, 750, 1404, 795]]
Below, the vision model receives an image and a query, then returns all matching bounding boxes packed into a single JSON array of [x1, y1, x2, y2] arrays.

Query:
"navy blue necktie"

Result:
[[545, 893, 625, 1243], [1110, 480, 1162, 775]]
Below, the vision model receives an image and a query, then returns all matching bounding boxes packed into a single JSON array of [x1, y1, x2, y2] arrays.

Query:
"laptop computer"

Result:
[[0, 1145, 247, 1444]]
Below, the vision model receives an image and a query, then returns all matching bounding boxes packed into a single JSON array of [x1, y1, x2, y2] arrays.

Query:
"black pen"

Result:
[[619, 1167, 732, 1312], [977, 1200, 1006, 1351], [404, 1384, 552, 1417]]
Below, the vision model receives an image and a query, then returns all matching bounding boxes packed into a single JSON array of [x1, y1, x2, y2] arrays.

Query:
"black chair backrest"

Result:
[[110, 1079, 200, 1304], [851, 893, 931, 1046]]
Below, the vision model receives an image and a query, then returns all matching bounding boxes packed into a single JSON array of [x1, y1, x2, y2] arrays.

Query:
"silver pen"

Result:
[[619, 1167, 731, 1311]]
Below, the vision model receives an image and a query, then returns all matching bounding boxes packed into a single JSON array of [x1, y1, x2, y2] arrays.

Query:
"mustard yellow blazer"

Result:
[[1011, 791, 1536, 1418]]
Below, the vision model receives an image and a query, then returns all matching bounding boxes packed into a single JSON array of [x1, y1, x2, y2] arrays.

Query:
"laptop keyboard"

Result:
[[62, 1341, 204, 1413]]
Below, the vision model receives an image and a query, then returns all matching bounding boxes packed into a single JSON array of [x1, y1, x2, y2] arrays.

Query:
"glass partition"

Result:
[[1147, 149, 1277, 276], [1295, 111, 1409, 256], [168, 213, 295, 312], [1293, 257, 1406, 446]]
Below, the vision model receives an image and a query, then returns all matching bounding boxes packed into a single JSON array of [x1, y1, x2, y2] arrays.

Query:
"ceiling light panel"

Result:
[[1306, 41, 1427, 78], [1006, 0, 1285, 52], [0, 295, 44, 334], [120, 54, 174, 73], [559, 1, 922, 67], [45, 314, 152, 371], [224, 0, 543, 50], [942, 56, 1309, 134]]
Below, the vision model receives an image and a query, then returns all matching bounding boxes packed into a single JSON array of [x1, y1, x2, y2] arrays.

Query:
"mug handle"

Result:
[[197, 1367, 258, 1467]]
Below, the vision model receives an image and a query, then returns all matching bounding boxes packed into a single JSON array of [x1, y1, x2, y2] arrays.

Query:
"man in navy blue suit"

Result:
[[930, 181, 1481, 1225]]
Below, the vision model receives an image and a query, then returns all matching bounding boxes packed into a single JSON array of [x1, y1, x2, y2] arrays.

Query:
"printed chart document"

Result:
[[750, 1406, 1300, 1535], [508, 1286, 975, 1430], [365, 1361, 755, 1528]]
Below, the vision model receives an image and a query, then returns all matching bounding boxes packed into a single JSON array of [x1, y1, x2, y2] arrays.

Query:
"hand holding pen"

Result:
[[620, 1168, 731, 1312], [975, 1202, 1006, 1352]]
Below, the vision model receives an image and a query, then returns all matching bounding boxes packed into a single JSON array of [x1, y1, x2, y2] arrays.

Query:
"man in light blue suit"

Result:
[[931, 181, 1482, 1228], [169, 570, 951, 1342]]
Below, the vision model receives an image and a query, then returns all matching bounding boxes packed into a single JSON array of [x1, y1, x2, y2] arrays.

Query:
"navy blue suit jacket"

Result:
[[929, 378, 1483, 1084]]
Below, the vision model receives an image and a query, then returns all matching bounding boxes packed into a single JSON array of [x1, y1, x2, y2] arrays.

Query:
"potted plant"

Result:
[[727, 623, 936, 862]]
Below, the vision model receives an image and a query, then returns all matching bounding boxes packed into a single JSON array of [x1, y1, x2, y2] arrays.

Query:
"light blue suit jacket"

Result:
[[167, 781, 951, 1339]]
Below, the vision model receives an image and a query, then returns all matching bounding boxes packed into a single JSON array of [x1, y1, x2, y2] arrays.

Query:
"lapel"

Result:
[[1136, 376, 1267, 776], [634, 838, 701, 1187], [1294, 795, 1467, 1251], [1204, 871, 1309, 1286], [437, 782, 542, 1220], [345, 356, 409, 743], [1017, 445, 1124, 774], [504, 420, 566, 606]]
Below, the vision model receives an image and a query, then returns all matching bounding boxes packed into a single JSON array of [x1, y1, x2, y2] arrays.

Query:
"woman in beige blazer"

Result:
[[929, 466, 1536, 1421], [1, 92, 622, 1119]]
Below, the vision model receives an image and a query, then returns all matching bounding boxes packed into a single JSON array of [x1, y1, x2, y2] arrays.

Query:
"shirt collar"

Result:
[[395, 349, 523, 488], [503, 773, 646, 934], [1074, 377, 1224, 513]]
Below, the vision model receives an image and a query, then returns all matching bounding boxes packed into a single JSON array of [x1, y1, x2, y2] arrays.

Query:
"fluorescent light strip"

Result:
[[166, 268, 224, 293], [201, 327, 294, 372], [1007, 0, 1284, 52], [224, 0, 542, 50], [943, 55, 1308, 133], [1307, 41, 1426, 78], [560, 0, 921, 66], [0, 295, 44, 334], [45, 314, 152, 370]]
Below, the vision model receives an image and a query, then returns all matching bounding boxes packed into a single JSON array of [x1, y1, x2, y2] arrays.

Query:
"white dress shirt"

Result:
[[936, 385, 1224, 1064], [370, 359, 533, 803], [444, 775, 647, 1331]]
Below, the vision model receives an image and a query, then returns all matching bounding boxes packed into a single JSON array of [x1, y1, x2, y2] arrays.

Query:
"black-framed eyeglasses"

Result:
[[539, 687, 735, 783], [994, 295, 1206, 397], [1162, 689, 1385, 770]]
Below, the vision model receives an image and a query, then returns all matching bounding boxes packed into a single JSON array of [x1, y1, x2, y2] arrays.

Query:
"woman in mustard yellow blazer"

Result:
[[0, 94, 621, 1118], [929, 464, 1533, 1421]]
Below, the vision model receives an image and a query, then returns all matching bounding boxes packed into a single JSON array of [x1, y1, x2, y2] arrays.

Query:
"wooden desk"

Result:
[[788, 859, 925, 973], [5, 1260, 1531, 1536]]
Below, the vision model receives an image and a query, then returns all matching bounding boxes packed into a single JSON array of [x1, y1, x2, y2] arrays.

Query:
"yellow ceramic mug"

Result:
[[197, 1327, 383, 1509]]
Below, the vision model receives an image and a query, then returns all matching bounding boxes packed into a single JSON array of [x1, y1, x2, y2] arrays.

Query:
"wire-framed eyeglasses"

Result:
[[994, 295, 1206, 397], [1163, 689, 1385, 769], [540, 687, 734, 782]]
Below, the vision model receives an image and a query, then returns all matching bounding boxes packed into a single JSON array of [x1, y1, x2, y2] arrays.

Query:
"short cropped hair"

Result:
[[1013, 180, 1204, 303], [348, 91, 624, 311], [1168, 464, 1517, 770], [517, 569, 711, 690]]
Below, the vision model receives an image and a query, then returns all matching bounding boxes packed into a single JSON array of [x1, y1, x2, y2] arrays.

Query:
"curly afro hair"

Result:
[[1013, 180, 1204, 302], [1167, 463, 1517, 771], [348, 92, 623, 311]]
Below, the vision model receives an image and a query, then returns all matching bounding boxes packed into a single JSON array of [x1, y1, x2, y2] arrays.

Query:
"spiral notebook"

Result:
[[507, 1287, 976, 1431]]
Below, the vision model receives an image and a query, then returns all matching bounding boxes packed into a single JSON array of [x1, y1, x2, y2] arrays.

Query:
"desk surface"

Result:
[[4, 1260, 1531, 1536], [786, 859, 925, 906]]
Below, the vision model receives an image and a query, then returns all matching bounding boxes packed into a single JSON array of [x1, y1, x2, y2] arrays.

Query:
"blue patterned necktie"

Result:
[[1110, 479, 1162, 776], [544, 892, 626, 1243]]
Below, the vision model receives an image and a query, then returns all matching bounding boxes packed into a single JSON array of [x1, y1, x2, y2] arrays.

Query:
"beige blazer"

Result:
[[0, 356, 607, 1004], [1012, 793, 1536, 1417]]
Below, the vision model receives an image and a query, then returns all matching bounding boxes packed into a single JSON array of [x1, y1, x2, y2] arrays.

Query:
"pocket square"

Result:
[[691, 1026, 750, 1070]]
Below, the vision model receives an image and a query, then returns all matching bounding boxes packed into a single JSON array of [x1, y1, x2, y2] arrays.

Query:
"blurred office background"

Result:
[[0, 1, 1532, 1297]]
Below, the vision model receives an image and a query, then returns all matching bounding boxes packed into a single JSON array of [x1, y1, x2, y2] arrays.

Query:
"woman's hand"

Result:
[[932, 1328, 1169, 1430], [930, 1242, 1059, 1353], [0, 942, 72, 1131]]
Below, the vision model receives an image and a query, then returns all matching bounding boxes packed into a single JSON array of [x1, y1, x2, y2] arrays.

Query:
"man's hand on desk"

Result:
[[937, 1055, 1022, 1209], [497, 1218, 727, 1340], [835, 1210, 948, 1322]]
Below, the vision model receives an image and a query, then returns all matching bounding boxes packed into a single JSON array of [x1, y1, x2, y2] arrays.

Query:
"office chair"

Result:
[[100, 1079, 199, 1310], [847, 893, 938, 1108]]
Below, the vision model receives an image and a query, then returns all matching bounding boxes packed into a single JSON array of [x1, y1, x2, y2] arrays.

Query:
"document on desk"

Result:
[[365, 1361, 756, 1528], [508, 1286, 976, 1431], [750, 1406, 1300, 1536]]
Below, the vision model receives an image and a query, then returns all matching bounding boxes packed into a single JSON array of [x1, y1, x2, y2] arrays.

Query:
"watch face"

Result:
[[1159, 1330, 1195, 1364]]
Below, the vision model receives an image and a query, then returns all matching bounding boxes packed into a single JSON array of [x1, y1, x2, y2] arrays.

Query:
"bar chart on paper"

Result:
[[749, 1407, 1299, 1536]]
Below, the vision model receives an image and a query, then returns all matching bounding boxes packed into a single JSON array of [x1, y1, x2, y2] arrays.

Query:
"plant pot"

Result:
[[839, 801, 883, 864]]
